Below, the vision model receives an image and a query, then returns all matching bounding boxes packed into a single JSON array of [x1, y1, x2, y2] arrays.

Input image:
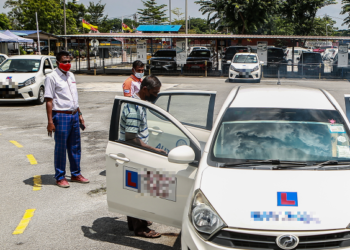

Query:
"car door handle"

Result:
[[149, 128, 163, 134], [109, 154, 130, 163]]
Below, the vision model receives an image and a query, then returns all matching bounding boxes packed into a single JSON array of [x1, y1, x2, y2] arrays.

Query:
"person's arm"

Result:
[[123, 78, 132, 97], [125, 132, 166, 154], [77, 107, 85, 127], [45, 98, 55, 137]]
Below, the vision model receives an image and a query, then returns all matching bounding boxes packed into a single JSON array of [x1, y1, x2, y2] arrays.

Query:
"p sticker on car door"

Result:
[[123, 166, 177, 202]]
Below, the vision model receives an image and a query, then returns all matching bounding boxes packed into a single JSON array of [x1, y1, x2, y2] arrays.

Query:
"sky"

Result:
[[0, 0, 348, 29]]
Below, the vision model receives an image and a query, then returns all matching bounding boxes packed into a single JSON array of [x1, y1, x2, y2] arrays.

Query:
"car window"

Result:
[[301, 53, 322, 63], [233, 55, 257, 63], [44, 59, 51, 69], [0, 59, 41, 72], [225, 47, 248, 59], [0, 56, 6, 64], [189, 50, 210, 57], [211, 108, 350, 164], [268, 49, 284, 58], [117, 101, 190, 155], [50, 58, 57, 68], [154, 50, 176, 57]]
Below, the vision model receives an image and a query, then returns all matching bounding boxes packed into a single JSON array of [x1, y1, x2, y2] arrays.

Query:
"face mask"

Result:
[[59, 63, 71, 72], [133, 69, 144, 79], [145, 93, 158, 103]]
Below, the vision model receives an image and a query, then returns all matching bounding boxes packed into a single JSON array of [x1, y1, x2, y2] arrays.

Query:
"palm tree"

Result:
[[341, 0, 350, 27]]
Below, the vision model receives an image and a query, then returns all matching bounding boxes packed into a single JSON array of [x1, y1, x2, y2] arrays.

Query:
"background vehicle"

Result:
[[0, 55, 56, 104], [297, 52, 324, 76], [147, 49, 177, 71], [332, 52, 350, 75], [189, 46, 208, 53], [221, 46, 249, 75], [265, 47, 287, 75], [322, 48, 338, 61], [0, 53, 8, 64], [184, 49, 212, 72], [285, 47, 308, 64], [313, 45, 333, 53], [228, 53, 262, 83]]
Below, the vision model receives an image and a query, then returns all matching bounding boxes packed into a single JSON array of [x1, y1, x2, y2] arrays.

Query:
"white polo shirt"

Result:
[[44, 68, 79, 111]]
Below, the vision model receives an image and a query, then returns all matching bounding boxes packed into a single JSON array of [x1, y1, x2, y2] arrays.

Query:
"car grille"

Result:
[[209, 230, 350, 249]]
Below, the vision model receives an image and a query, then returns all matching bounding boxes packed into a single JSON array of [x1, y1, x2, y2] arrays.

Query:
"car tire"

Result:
[[35, 86, 45, 105]]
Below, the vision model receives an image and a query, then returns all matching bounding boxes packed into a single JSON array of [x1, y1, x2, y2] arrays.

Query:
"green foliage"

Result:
[[138, 0, 168, 24], [87, 0, 106, 25], [67, 1, 86, 33], [171, 7, 184, 21], [0, 13, 12, 29], [4, 0, 77, 35], [341, 0, 350, 27], [19, 46, 26, 55]]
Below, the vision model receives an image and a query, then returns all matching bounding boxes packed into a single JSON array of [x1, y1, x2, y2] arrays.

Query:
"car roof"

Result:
[[230, 85, 334, 110], [8, 55, 51, 59], [234, 52, 257, 56]]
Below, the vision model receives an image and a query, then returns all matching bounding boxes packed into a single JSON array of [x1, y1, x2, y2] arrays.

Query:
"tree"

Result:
[[86, 0, 106, 25], [280, 0, 337, 35], [138, 0, 168, 24], [195, 0, 226, 31], [4, 0, 77, 34], [0, 13, 12, 30], [171, 7, 184, 21], [67, 1, 86, 33], [341, 0, 350, 28]]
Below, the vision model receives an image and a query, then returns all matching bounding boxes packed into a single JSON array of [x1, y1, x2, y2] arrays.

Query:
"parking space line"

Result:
[[27, 155, 37, 165], [33, 176, 42, 191], [12, 209, 36, 235], [10, 141, 23, 148]]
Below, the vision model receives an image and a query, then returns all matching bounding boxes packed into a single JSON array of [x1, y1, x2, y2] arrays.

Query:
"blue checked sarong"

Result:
[[53, 111, 81, 180]]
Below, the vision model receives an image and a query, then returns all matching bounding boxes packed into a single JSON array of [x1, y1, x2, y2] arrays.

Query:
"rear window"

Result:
[[268, 49, 284, 58], [154, 50, 176, 57], [301, 53, 322, 63], [189, 50, 210, 57], [225, 47, 248, 59]]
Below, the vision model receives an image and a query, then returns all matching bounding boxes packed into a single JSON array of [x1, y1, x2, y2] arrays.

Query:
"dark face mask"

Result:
[[145, 93, 158, 103]]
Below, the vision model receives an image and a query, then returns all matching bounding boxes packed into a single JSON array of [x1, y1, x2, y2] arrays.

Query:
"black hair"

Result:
[[140, 75, 162, 90], [56, 51, 70, 62], [133, 60, 145, 69]]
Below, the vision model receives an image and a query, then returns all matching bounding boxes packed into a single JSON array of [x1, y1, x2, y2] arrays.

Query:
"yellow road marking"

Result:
[[10, 140, 23, 148], [33, 175, 42, 191], [12, 209, 36, 235], [27, 155, 37, 165]]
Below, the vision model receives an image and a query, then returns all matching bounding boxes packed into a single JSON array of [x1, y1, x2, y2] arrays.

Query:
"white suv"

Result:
[[0, 55, 57, 105], [229, 53, 263, 83]]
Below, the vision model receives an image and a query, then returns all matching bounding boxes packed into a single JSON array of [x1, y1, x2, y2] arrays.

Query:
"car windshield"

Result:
[[268, 49, 284, 58], [189, 50, 210, 57], [301, 54, 322, 63], [225, 47, 248, 59], [233, 54, 257, 63], [0, 59, 41, 72], [154, 51, 176, 57], [211, 108, 350, 164]]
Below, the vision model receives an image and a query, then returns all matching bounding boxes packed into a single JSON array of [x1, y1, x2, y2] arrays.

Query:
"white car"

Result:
[[0, 53, 8, 65], [0, 55, 57, 105], [190, 46, 209, 53], [286, 47, 309, 64], [229, 53, 263, 83], [106, 86, 350, 250]]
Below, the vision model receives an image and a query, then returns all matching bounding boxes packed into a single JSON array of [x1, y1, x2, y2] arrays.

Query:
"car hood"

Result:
[[200, 167, 350, 231], [0, 73, 37, 83], [231, 63, 258, 69]]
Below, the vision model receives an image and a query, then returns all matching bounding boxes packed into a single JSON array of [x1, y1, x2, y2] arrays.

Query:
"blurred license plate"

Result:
[[192, 66, 200, 69], [156, 66, 162, 68]]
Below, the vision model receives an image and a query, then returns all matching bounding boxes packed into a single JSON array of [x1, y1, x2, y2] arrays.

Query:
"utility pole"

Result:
[[185, 0, 188, 56], [64, 0, 67, 51]]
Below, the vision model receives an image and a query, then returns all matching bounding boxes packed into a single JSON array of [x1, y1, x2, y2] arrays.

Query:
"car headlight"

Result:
[[189, 189, 226, 240], [22, 77, 36, 86], [230, 64, 238, 71], [252, 66, 259, 72]]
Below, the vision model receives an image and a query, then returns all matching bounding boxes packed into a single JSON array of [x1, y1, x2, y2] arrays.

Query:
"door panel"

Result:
[[107, 97, 202, 228], [155, 91, 216, 143]]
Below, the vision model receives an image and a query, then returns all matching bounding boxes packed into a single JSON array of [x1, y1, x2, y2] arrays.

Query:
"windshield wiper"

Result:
[[316, 160, 350, 168], [221, 159, 307, 168]]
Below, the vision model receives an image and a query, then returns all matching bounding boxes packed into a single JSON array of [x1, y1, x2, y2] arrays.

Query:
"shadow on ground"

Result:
[[23, 174, 56, 186], [82, 217, 181, 250], [99, 170, 106, 176]]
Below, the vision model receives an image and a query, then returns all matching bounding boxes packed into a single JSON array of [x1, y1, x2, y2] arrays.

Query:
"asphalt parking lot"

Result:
[[1, 75, 350, 249]]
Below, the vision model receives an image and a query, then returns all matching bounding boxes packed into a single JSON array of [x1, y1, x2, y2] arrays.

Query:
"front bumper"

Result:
[[0, 84, 39, 102], [229, 69, 260, 83], [148, 63, 176, 71]]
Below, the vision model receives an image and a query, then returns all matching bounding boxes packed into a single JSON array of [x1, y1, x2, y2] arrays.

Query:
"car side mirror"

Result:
[[227, 60, 231, 64], [44, 68, 53, 74], [168, 145, 195, 164]]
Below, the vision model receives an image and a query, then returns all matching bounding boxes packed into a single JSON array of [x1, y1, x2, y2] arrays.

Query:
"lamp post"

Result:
[[64, 0, 67, 51]]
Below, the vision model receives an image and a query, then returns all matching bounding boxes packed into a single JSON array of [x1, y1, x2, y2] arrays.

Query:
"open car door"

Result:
[[106, 94, 213, 229], [154, 90, 216, 144]]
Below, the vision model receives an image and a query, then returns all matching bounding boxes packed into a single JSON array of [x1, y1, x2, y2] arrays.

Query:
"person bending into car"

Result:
[[120, 75, 166, 238], [44, 51, 89, 188], [122, 60, 145, 97]]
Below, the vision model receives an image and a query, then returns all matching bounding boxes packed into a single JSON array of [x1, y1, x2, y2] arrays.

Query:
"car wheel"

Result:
[[35, 86, 45, 105]]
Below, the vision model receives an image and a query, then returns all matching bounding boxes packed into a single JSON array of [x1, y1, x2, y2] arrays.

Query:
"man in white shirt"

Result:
[[44, 51, 89, 188]]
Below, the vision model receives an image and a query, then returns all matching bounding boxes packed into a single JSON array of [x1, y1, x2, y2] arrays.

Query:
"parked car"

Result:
[[229, 53, 263, 83], [0, 55, 57, 104], [0, 53, 8, 64], [322, 48, 338, 61], [106, 85, 350, 250], [285, 47, 309, 64], [184, 49, 212, 71], [297, 52, 324, 75], [221, 46, 249, 75], [265, 47, 287, 75], [332, 52, 350, 75], [313, 45, 333, 53], [147, 49, 177, 71], [190, 46, 208, 53]]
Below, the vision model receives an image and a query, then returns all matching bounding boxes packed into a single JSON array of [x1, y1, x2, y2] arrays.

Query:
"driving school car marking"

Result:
[[27, 154, 37, 165], [9, 140, 23, 148], [12, 209, 36, 235], [277, 192, 298, 207]]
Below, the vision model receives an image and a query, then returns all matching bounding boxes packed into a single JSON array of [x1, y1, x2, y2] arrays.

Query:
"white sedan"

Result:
[[0, 55, 57, 105], [106, 86, 350, 250], [229, 53, 263, 83]]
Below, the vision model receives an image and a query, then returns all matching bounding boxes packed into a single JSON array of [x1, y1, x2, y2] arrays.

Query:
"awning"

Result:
[[0, 32, 17, 42], [2, 30, 34, 43]]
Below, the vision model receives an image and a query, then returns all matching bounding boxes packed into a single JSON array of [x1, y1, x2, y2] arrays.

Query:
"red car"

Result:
[[313, 46, 333, 53]]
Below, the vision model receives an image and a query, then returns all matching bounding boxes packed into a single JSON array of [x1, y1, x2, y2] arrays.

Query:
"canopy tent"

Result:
[[0, 32, 17, 42], [2, 30, 34, 43]]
